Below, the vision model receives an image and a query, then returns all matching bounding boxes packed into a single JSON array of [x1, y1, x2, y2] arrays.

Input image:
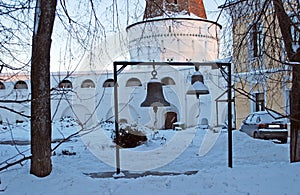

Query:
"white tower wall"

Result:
[[127, 18, 221, 63], [125, 17, 225, 128]]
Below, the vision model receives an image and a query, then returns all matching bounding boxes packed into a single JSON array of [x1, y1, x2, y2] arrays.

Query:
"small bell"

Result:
[[187, 71, 209, 99]]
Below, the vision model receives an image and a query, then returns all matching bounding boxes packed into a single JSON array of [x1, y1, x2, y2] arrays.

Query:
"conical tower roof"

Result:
[[143, 0, 207, 20]]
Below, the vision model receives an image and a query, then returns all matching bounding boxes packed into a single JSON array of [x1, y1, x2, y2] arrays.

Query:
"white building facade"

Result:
[[0, 0, 228, 130]]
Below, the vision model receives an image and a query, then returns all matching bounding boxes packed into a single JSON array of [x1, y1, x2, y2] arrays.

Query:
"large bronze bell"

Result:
[[141, 78, 170, 108], [186, 71, 209, 99]]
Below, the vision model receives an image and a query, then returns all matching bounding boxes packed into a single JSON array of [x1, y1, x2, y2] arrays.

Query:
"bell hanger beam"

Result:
[[114, 61, 230, 70]]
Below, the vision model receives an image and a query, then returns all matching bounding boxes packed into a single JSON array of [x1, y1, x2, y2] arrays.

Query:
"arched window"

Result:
[[81, 79, 95, 88], [119, 118, 128, 124], [59, 80, 72, 89], [161, 77, 175, 85], [126, 78, 142, 87], [103, 79, 115, 87], [0, 81, 5, 90], [14, 80, 28, 89]]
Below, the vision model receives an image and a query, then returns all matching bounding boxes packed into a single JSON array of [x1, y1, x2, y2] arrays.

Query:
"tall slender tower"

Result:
[[127, 0, 220, 62], [143, 0, 207, 19], [125, 0, 224, 128]]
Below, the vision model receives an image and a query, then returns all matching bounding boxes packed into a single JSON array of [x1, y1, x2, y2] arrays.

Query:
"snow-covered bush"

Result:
[[114, 125, 147, 148]]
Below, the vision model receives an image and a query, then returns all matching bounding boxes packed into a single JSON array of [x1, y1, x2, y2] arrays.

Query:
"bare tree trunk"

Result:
[[291, 64, 300, 162], [273, 0, 300, 162], [290, 49, 300, 162], [30, 0, 57, 177]]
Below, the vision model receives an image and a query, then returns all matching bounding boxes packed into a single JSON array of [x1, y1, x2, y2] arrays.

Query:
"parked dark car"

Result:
[[240, 111, 288, 143]]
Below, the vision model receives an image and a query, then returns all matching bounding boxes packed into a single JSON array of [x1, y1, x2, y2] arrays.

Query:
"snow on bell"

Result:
[[141, 69, 170, 109], [186, 71, 209, 99]]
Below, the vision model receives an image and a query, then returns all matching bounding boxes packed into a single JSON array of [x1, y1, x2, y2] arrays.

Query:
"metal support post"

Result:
[[227, 63, 233, 168], [113, 62, 121, 174]]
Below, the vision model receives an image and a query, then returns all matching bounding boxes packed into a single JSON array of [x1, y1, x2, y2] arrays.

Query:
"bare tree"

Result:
[[273, 0, 300, 162], [0, 0, 144, 177], [30, 0, 57, 177], [221, 0, 300, 161], [0, 1, 32, 74]]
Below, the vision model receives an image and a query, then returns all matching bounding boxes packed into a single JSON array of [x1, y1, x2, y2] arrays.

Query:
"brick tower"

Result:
[[143, 0, 207, 19]]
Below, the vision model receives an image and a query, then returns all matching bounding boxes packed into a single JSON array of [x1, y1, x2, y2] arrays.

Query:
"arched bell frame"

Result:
[[113, 61, 232, 175]]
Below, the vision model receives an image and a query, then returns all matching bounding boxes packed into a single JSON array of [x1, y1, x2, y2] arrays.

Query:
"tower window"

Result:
[[14, 80, 28, 89], [161, 77, 176, 85], [126, 78, 142, 87], [0, 81, 5, 90], [255, 93, 265, 111], [249, 22, 263, 58], [59, 80, 73, 89], [103, 79, 115, 87], [81, 79, 95, 88]]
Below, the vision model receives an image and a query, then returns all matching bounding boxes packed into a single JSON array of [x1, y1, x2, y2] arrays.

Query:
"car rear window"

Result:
[[259, 113, 279, 123]]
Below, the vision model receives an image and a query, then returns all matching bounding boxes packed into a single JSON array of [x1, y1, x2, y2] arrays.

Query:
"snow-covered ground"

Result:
[[0, 120, 299, 195]]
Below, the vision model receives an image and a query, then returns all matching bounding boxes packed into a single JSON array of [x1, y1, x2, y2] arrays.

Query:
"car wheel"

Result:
[[253, 132, 258, 139], [280, 138, 287, 144]]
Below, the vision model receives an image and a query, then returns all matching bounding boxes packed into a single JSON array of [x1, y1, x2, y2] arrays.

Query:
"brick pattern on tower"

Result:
[[143, 0, 207, 19]]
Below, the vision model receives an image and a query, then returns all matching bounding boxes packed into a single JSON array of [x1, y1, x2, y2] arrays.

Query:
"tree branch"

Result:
[[273, 0, 294, 59]]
